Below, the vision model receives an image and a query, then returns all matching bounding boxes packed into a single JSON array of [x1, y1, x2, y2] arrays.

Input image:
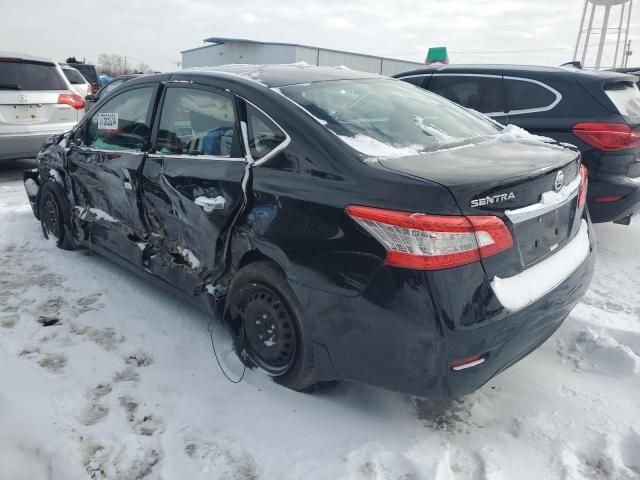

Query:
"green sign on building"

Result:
[[426, 47, 449, 65]]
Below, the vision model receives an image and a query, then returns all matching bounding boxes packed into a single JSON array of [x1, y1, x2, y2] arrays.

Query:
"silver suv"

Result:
[[0, 52, 86, 162]]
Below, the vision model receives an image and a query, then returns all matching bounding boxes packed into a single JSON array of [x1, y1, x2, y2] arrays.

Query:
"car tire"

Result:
[[227, 261, 320, 392], [38, 179, 77, 251]]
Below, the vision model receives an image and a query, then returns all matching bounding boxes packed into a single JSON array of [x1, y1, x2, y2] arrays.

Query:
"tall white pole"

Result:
[[574, 0, 589, 61], [613, 3, 627, 67], [595, 5, 611, 69], [582, 3, 596, 66], [623, 0, 633, 65]]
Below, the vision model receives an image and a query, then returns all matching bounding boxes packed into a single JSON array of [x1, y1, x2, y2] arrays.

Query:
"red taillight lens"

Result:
[[572, 122, 640, 151], [58, 93, 85, 110], [345, 206, 514, 270], [578, 164, 589, 209]]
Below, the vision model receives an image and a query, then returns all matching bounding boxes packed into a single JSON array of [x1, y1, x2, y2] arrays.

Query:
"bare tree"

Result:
[[97, 54, 153, 76]]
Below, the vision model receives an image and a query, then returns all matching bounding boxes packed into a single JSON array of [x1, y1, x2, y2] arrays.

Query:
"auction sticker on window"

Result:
[[97, 113, 118, 130]]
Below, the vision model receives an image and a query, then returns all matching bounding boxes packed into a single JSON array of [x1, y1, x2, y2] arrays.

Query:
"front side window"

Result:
[[246, 104, 286, 160], [505, 78, 558, 112], [156, 87, 236, 157], [85, 86, 154, 151], [280, 79, 499, 157]]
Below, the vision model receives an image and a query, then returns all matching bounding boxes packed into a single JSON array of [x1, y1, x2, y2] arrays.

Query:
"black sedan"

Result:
[[24, 65, 595, 398]]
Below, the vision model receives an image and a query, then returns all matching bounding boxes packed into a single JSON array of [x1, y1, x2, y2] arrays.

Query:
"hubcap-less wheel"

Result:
[[43, 193, 62, 239], [241, 284, 297, 375]]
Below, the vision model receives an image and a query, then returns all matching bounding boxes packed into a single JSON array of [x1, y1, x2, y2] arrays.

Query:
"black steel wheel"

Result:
[[42, 192, 62, 239], [226, 261, 322, 391], [241, 284, 297, 375], [38, 179, 77, 250]]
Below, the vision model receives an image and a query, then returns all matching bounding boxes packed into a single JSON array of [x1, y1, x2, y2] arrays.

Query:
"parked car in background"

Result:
[[66, 61, 100, 94], [24, 65, 594, 398], [0, 52, 85, 162], [59, 63, 92, 98], [394, 65, 640, 225], [84, 74, 141, 109]]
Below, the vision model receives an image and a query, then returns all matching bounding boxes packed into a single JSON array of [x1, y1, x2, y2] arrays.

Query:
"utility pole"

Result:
[[624, 40, 633, 67], [124, 56, 127, 74]]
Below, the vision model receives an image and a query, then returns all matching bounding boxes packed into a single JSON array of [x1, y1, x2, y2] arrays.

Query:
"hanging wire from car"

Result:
[[207, 317, 247, 384]]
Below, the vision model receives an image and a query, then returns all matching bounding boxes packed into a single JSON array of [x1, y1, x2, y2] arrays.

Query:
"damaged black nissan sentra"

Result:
[[24, 65, 595, 398]]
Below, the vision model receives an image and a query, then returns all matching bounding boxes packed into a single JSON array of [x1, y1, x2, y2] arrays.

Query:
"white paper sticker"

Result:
[[97, 113, 118, 130]]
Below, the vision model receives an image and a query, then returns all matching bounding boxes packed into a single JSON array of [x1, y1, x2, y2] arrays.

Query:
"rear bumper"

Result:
[[0, 129, 72, 161], [291, 218, 596, 398], [588, 175, 640, 223]]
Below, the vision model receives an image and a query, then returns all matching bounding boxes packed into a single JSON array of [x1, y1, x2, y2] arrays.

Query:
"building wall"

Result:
[[182, 42, 422, 75]]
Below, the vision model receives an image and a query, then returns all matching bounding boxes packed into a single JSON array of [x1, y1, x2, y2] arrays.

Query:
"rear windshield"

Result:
[[0, 60, 67, 91], [605, 81, 640, 121], [70, 64, 98, 84], [279, 79, 500, 158], [62, 68, 86, 85]]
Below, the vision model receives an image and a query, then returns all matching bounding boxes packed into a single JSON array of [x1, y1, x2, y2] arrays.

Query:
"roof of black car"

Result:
[[178, 64, 382, 88], [394, 64, 637, 82]]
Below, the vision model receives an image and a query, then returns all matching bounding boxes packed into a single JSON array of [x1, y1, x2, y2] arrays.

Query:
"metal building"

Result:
[[181, 37, 422, 76]]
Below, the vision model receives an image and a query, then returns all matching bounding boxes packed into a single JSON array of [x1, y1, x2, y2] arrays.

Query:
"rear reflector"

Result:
[[578, 164, 589, 209], [450, 354, 486, 371], [572, 122, 640, 151], [345, 206, 513, 270], [595, 196, 624, 203], [58, 93, 85, 110]]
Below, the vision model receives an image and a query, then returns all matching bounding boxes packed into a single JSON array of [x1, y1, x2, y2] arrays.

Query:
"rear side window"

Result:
[[0, 60, 67, 91], [505, 78, 558, 113], [156, 87, 237, 157], [246, 104, 287, 160], [62, 68, 86, 85], [85, 87, 154, 151], [427, 75, 505, 114], [605, 82, 640, 120]]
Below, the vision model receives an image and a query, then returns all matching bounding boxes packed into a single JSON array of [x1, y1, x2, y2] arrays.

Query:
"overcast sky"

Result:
[[2, 0, 638, 71]]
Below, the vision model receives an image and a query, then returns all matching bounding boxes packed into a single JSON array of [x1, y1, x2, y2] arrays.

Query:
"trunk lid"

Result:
[[378, 140, 583, 278]]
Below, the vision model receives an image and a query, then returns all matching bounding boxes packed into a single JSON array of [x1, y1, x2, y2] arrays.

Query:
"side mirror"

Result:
[[85, 94, 97, 103]]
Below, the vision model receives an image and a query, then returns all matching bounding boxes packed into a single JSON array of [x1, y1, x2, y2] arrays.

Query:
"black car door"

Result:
[[67, 84, 159, 265], [140, 83, 247, 295]]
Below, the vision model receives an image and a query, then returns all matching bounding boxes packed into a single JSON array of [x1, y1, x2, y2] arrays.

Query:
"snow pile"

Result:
[[76, 206, 119, 223], [491, 220, 590, 311], [336, 134, 423, 158]]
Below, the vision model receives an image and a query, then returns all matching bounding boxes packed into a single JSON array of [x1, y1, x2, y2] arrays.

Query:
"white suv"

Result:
[[59, 63, 93, 98], [0, 52, 86, 162]]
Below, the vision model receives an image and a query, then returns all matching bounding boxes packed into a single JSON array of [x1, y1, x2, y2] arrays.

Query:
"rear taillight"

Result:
[[578, 164, 589, 209], [572, 122, 640, 151], [58, 93, 85, 110], [345, 206, 513, 270]]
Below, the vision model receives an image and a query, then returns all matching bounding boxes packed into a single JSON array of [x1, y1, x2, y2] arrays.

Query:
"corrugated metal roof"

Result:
[[181, 36, 422, 67]]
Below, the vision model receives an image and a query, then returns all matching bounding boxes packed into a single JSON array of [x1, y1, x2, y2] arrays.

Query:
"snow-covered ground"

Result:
[[0, 161, 639, 480]]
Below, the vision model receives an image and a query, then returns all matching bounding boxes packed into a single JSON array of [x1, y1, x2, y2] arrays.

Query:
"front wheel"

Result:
[[227, 261, 320, 391], [38, 180, 77, 251]]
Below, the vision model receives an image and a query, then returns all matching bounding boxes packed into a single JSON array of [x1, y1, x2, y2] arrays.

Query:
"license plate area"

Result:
[[514, 200, 575, 267], [12, 105, 40, 121]]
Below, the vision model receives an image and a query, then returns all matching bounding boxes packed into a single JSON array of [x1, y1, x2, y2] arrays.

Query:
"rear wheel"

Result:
[[227, 261, 320, 391], [38, 180, 77, 250]]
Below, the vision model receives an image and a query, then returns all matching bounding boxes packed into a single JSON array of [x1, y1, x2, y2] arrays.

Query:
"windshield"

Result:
[[279, 78, 500, 157]]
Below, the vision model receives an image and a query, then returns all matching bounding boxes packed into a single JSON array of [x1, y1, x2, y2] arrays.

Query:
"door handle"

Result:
[[194, 196, 225, 213]]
